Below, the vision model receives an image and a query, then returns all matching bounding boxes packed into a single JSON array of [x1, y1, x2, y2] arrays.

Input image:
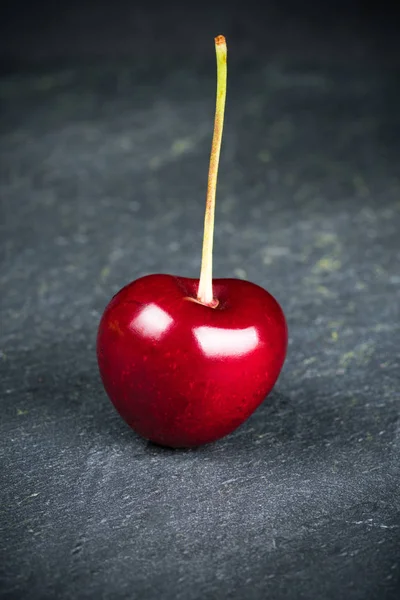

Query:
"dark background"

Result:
[[1, 1, 399, 599]]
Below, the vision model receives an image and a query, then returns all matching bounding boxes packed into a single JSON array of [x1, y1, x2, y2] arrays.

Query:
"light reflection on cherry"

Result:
[[130, 304, 173, 341], [193, 325, 259, 358]]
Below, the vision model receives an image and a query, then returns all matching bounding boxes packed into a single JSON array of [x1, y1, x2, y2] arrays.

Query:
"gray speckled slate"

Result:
[[1, 3, 399, 599]]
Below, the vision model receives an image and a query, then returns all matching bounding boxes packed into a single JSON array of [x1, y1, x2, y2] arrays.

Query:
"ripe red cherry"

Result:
[[97, 274, 287, 447], [97, 36, 288, 447]]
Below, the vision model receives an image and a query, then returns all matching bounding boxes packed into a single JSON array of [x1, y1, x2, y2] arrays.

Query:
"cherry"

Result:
[[97, 36, 288, 447]]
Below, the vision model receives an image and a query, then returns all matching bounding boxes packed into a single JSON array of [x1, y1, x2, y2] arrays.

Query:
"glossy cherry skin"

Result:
[[97, 274, 287, 448]]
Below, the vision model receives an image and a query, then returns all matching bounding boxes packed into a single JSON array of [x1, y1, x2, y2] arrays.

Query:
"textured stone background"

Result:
[[1, 2, 399, 599]]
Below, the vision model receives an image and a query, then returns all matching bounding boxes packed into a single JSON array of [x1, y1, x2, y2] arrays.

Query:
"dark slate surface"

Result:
[[1, 3, 399, 599]]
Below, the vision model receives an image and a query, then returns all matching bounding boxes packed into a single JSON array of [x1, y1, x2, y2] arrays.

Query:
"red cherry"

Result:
[[97, 36, 288, 447], [97, 274, 287, 447]]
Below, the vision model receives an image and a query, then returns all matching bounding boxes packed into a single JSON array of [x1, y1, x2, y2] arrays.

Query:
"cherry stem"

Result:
[[197, 35, 227, 307]]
